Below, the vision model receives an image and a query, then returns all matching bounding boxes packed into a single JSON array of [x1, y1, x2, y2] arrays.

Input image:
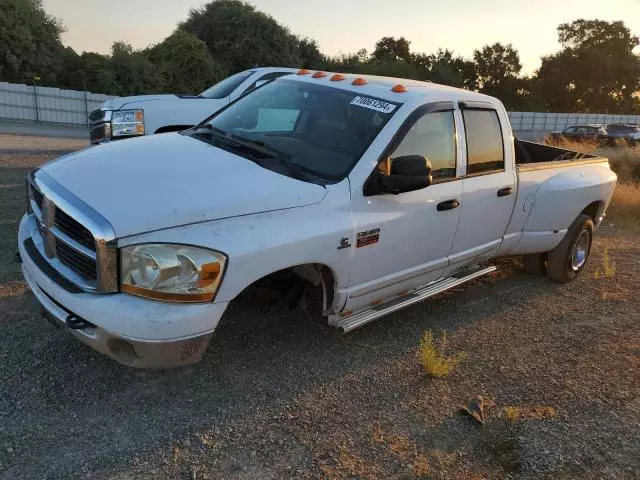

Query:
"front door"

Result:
[[345, 105, 463, 312]]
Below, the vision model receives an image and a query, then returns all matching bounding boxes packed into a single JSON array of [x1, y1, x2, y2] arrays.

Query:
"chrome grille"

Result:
[[89, 109, 112, 144], [55, 239, 97, 281], [26, 170, 117, 293], [31, 186, 44, 211], [89, 109, 109, 124], [54, 208, 95, 250]]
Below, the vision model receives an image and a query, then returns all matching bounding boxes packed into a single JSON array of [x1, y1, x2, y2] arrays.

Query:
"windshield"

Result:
[[200, 70, 254, 99], [191, 79, 400, 182]]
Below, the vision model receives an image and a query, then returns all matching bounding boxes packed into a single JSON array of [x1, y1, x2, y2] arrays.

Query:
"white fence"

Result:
[[507, 111, 640, 132], [0, 82, 116, 126], [1, 81, 639, 131]]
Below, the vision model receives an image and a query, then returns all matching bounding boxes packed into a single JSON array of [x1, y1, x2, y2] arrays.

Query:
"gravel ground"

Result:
[[0, 134, 89, 154], [0, 150, 638, 479]]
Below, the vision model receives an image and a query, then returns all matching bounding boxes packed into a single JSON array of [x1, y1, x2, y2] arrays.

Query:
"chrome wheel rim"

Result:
[[571, 230, 590, 271]]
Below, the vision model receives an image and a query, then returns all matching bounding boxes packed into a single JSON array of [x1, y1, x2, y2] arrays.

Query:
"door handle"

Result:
[[497, 187, 514, 197], [437, 199, 460, 211]]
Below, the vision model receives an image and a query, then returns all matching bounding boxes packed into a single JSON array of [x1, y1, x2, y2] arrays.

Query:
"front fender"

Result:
[[116, 181, 354, 307]]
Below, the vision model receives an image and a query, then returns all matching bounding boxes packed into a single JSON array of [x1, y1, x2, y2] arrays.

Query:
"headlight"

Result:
[[111, 109, 145, 138], [120, 244, 226, 303]]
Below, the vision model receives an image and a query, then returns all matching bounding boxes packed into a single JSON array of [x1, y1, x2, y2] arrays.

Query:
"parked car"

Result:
[[20, 71, 617, 368], [547, 124, 607, 143], [88, 67, 298, 144], [605, 124, 640, 145]]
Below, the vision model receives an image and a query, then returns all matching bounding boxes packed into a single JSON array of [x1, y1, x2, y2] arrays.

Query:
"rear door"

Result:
[[446, 102, 516, 273]]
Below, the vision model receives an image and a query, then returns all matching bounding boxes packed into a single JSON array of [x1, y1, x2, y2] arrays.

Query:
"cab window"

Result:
[[390, 110, 457, 181], [462, 109, 504, 175]]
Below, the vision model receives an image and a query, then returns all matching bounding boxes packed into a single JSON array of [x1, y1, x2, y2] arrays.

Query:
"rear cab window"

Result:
[[461, 108, 505, 175]]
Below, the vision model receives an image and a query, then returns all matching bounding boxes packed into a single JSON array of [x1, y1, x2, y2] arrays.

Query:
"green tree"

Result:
[[424, 49, 476, 89], [358, 60, 425, 80], [324, 49, 369, 72], [297, 37, 325, 69], [473, 43, 521, 93], [472, 43, 523, 107], [537, 19, 640, 113], [146, 30, 226, 94], [0, 0, 65, 85], [79, 52, 118, 94], [180, 0, 302, 73], [110, 41, 162, 96], [372, 37, 412, 64], [55, 47, 84, 90]]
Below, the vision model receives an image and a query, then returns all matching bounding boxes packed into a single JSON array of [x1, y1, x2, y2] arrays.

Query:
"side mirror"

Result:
[[364, 155, 433, 196]]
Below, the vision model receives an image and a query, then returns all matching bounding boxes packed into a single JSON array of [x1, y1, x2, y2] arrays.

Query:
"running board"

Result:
[[330, 265, 497, 333]]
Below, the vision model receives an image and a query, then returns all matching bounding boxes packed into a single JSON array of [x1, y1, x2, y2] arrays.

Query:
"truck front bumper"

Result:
[[18, 216, 229, 369], [22, 264, 212, 368]]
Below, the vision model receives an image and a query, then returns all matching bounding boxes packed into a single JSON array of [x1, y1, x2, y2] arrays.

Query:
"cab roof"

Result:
[[280, 69, 499, 106]]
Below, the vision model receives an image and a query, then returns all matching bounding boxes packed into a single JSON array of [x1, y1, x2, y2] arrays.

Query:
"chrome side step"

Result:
[[330, 265, 497, 333]]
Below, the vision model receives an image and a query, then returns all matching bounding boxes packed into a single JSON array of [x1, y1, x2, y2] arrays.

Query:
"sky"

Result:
[[41, 0, 640, 74]]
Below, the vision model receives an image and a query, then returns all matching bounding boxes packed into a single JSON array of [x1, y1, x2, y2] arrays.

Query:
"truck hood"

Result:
[[102, 94, 212, 110], [41, 133, 327, 238]]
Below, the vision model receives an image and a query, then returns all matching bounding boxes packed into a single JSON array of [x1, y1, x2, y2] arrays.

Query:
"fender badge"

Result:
[[357, 228, 380, 248], [337, 237, 352, 250]]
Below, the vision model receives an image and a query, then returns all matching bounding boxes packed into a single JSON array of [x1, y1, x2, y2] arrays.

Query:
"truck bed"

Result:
[[504, 138, 616, 257], [514, 139, 608, 171]]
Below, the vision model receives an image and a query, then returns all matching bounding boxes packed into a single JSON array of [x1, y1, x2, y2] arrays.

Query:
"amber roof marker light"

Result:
[[392, 84, 408, 93], [312, 71, 328, 78], [352, 77, 368, 86], [296, 69, 311, 75], [330, 73, 346, 81]]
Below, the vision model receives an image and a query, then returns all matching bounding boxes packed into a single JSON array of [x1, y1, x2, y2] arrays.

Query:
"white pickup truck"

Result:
[[88, 67, 298, 144], [20, 71, 617, 368]]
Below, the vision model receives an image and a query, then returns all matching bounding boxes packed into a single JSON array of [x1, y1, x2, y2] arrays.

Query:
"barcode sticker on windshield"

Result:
[[350, 96, 396, 114]]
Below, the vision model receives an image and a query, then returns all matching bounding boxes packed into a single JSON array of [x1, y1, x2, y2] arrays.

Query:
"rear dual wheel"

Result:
[[523, 214, 594, 283]]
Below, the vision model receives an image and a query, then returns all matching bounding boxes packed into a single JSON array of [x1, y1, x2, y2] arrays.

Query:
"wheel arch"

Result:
[[230, 262, 339, 315], [580, 200, 604, 224]]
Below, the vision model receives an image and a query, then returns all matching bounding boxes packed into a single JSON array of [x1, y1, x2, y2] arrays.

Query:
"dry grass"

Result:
[[419, 330, 466, 378], [545, 138, 640, 183], [595, 248, 617, 279], [502, 405, 557, 422], [608, 183, 640, 229]]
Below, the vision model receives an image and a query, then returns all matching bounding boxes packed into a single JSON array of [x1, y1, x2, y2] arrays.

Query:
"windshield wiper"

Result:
[[190, 127, 315, 182], [191, 126, 269, 158], [229, 134, 312, 182], [192, 123, 227, 137]]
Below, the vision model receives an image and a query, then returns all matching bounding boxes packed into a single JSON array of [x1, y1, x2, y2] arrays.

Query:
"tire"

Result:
[[523, 253, 546, 276], [546, 214, 594, 283]]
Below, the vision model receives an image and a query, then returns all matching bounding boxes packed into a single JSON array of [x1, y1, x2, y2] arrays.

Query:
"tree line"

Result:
[[1, 0, 639, 113]]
